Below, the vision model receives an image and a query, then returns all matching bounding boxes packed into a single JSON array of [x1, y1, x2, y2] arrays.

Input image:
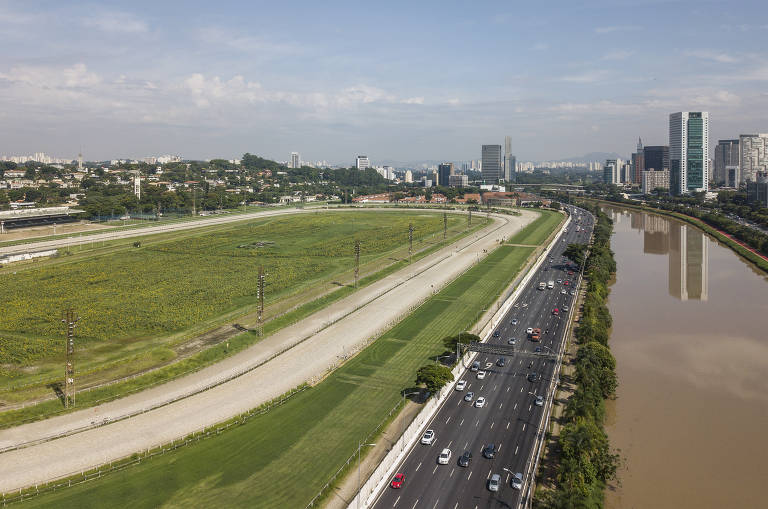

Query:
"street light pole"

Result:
[[357, 440, 376, 509]]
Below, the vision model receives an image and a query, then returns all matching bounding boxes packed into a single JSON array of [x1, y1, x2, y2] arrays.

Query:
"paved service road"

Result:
[[371, 205, 593, 509], [0, 209, 539, 493]]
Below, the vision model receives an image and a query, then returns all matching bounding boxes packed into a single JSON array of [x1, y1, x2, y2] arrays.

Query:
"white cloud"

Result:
[[602, 50, 633, 61], [531, 42, 549, 51], [0, 63, 101, 88], [198, 27, 306, 56], [83, 11, 148, 33], [560, 71, 609, 83], [594, 25, 640, 34], [683, 50, 739, 63], [401, 97, 424, 105]]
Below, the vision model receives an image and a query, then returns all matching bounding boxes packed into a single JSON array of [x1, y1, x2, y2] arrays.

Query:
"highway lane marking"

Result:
[[394, 495, 400, 507], [493, 384, 497, 391], [498, 442, 502, 452], [499, 403, 503, 409], [515, 445, 519, 455], [416, 462, 422, 472], [529, 404, 532, 411], [476, 419, 479, 427], [520, 387, 523, 392], [448, 440, 453, 448], [513, 403, 517, 410], [490, 421, 494, 429], [522, 423, 526, 431], [506, 386, 510, 392], [433, 465, 438, 474], [487, 469, 492, 479], [412, 500, 418, 509], [459, 418, 464, 426], [446, 416, 451, 424], [506, 421, 510, 430], [450, 468, 455, 478], [464, 441, 469, 449], [432, 499, 440, 509], [454, 503, 459, 509], [467, 471, 472, 480], [479, 384, 484, 390], [506, 472, 510, 483]]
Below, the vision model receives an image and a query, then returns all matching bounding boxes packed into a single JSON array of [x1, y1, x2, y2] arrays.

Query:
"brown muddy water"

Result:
[[603, 207, 768, 509]]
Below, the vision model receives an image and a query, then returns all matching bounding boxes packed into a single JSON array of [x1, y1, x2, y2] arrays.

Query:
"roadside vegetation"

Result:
[[0, 211, 464, 410], [18, 210, 561, 508], [535, 204, 620, 509]]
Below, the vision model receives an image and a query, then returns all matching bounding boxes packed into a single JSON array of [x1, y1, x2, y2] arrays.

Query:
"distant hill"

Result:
[[560, 152, 626, 163]]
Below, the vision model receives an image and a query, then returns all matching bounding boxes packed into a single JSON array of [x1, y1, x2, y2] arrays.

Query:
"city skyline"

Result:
[[1, 1, 767, 163]]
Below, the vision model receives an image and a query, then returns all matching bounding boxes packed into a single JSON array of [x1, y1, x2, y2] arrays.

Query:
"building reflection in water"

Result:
[[627, 211, 708, 301]]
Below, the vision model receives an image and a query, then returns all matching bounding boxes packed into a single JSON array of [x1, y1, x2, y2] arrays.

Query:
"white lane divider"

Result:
[[416, 462, 422, 472], [490, 422, 494, 430], [459, 418, 464, 427], [394, 495, 400, 507], [515, 445, 519, 455], [432, 465, 438, 474]]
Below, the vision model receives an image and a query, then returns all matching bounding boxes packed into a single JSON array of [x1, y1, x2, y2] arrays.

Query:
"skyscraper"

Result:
[[603, 159, 619, 185], [290, 152, 300, 169], [631, 138, 644, 185], [713, 139, 739, 186], [355, 155, 370, 170], [738, 133, 768, 184], [504, 136, 516, 182], [438, 163, 454, 187], [643, 145, 669, 172], [481, 144, 502, 182], [669, 111, 709, 195]]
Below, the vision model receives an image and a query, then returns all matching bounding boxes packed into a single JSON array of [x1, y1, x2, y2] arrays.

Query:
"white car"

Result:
[[438, 448, 451, 464], [476, 370, 486, 380], [421, 429, 435, 445], [535, 395, 544, 407], [561, 289, 567, 295], [526, 327, 534, 335], [488, 473, 501, 492], [570, 289, 576, 295], [475, 397, 486, 408], [485, 362, 493, 369], [455, 380, 467, 391], [511, 472, 523, 490]]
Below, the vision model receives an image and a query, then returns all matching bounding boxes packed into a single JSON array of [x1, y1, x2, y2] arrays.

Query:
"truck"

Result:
[[538, 282, 546, 290], [531, 328, 541, 341]]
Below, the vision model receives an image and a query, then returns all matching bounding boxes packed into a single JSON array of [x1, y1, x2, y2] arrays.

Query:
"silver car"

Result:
[[488, 473, 501, 492], [511, 472, 523, 490]]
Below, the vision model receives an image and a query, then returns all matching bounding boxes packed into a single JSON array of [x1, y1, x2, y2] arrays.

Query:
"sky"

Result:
[[1, 0, 767, 165]]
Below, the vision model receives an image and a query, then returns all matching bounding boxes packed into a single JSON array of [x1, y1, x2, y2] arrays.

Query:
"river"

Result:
[[603, 207, 768, 509]]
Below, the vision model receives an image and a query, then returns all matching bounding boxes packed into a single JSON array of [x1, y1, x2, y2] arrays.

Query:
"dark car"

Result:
[[492, 330, 500, 338], [458, 450, 472, 467], [527, 372, 541, 383], [534, 346, 542, 353], [482, 443, 497, 459], [391, 473, 405, 489], [496, 357, 506, 367]]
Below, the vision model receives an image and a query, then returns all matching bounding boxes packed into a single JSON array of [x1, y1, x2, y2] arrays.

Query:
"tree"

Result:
[[442, 332, 480, 351], [563, 243, 588, 266], [415, 364, 453, 394]]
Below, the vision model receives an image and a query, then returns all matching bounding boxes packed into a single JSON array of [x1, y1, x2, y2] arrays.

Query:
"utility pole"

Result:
[[408, 223, 414, 263], [354, 240, 360, 288], [468, 209, 472, 228], [62, 309, 78, 408], [443, 212, 447, 240], [257, 265, 265, 336]]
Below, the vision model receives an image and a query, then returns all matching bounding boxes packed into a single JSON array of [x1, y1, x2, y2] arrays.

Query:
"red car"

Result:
[[564, 281, 570, 286], [568, 271, 574, 275], [553, 308, 559, 315], [391, 473, 405, 489]]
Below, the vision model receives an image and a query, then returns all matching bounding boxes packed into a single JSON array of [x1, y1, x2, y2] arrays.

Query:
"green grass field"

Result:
[[507, 209, 562, 246], [19, 212, 560, 509], [0, 211, 464, 401]]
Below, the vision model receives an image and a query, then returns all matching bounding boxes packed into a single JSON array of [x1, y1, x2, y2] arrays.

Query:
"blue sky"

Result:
[[1, 0, 767, 164]]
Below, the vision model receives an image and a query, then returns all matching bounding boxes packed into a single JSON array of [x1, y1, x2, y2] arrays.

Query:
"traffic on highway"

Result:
[[372, 206, 594, 509]]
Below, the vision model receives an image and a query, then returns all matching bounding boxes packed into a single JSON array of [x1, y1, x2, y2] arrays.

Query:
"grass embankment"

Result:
[[0, 211, 482, 427], [585, 198, 768, 274], [507, 209, 563, 245], [534, 204, 620, 509], [19, 211, 558, 508]]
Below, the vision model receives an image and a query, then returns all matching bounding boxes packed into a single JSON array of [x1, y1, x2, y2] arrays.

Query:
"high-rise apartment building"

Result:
[[669, 111, 709, 195], [481, 145, 503, 182], [438, 163, 454, 187], [448, 174, 468, 187], [738, 133, 768, 184], [642, 169, 670, 194], [290, 152, 300, 169], [713, 139, 739, 186], [404, 170, 413, 183], [603, 159, 619, 185], [355, 155, 370, 170]]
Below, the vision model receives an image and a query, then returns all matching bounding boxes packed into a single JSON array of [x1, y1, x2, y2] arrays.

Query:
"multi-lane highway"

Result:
[[372, 206, 593, 509]]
